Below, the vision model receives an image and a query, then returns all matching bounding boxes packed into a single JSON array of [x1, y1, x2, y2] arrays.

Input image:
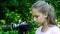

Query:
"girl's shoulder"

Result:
[[51, 26, 60, 31], [50, 26, 60, 34], [36, 26, 42, 31], [36, 26, 42, 33]]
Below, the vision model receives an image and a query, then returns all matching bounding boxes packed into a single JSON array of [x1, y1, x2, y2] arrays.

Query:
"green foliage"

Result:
[[0, 0, 60, 34]]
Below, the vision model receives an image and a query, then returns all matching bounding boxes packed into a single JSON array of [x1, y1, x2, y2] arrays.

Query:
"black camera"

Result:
[[11, 21, 32, 34], [2, 21, 32, 34]]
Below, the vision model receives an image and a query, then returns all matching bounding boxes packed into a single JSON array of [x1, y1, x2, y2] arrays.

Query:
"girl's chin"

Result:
[[35, 22, 42, 25], [35, 22, 40, 24], [36, 23, 41, 26]]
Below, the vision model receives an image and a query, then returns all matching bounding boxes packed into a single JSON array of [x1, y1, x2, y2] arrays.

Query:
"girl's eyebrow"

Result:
[[33, 15, 39, 16]]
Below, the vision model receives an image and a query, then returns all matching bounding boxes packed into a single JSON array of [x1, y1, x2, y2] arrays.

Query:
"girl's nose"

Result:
[[34, 17, 36, 22]]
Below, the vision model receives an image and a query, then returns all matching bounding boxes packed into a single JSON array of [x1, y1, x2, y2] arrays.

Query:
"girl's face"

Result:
[[32, 8, 47, 25]]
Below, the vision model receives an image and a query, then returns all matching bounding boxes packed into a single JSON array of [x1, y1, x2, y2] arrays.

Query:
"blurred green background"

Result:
[[0, 0, 60, 34]]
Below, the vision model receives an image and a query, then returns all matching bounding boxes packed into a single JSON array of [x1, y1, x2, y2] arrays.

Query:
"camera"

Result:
[[2, 21, 32, 34], [11, 21, 32, 34]]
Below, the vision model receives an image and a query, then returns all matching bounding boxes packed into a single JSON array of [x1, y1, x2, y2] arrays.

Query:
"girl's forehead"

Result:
[[32, 8, 38, 13], [32, 9, 42, 16]]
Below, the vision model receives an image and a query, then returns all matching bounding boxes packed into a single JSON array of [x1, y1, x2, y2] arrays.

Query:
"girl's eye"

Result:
[[35, 15, 38, 18]]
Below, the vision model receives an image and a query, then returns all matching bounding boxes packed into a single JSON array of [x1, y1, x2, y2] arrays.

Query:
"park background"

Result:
[[0, 0, 60, 34]]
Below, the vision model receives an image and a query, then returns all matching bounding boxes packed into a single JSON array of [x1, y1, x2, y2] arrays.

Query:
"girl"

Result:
[[31, 1, 60, 34]]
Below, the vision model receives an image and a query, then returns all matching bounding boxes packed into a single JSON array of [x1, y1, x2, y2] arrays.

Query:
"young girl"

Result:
[[31, 1, 60, 34]]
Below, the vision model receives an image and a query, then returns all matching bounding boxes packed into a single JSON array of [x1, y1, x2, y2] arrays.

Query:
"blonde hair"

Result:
[[32, 1, 57, 25]]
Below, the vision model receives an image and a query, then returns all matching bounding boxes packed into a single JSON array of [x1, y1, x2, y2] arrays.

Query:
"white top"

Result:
[[36, 26, 60, 34]]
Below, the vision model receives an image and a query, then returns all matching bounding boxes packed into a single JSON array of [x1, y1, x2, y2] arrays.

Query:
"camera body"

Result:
[[12, 21, 32, 33]]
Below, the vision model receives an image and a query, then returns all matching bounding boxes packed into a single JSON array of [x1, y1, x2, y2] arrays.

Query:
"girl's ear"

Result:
[[44, 12, 48, 18]]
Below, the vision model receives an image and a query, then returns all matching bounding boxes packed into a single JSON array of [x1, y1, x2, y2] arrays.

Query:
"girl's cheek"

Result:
[[38, 17, 43, 22]]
